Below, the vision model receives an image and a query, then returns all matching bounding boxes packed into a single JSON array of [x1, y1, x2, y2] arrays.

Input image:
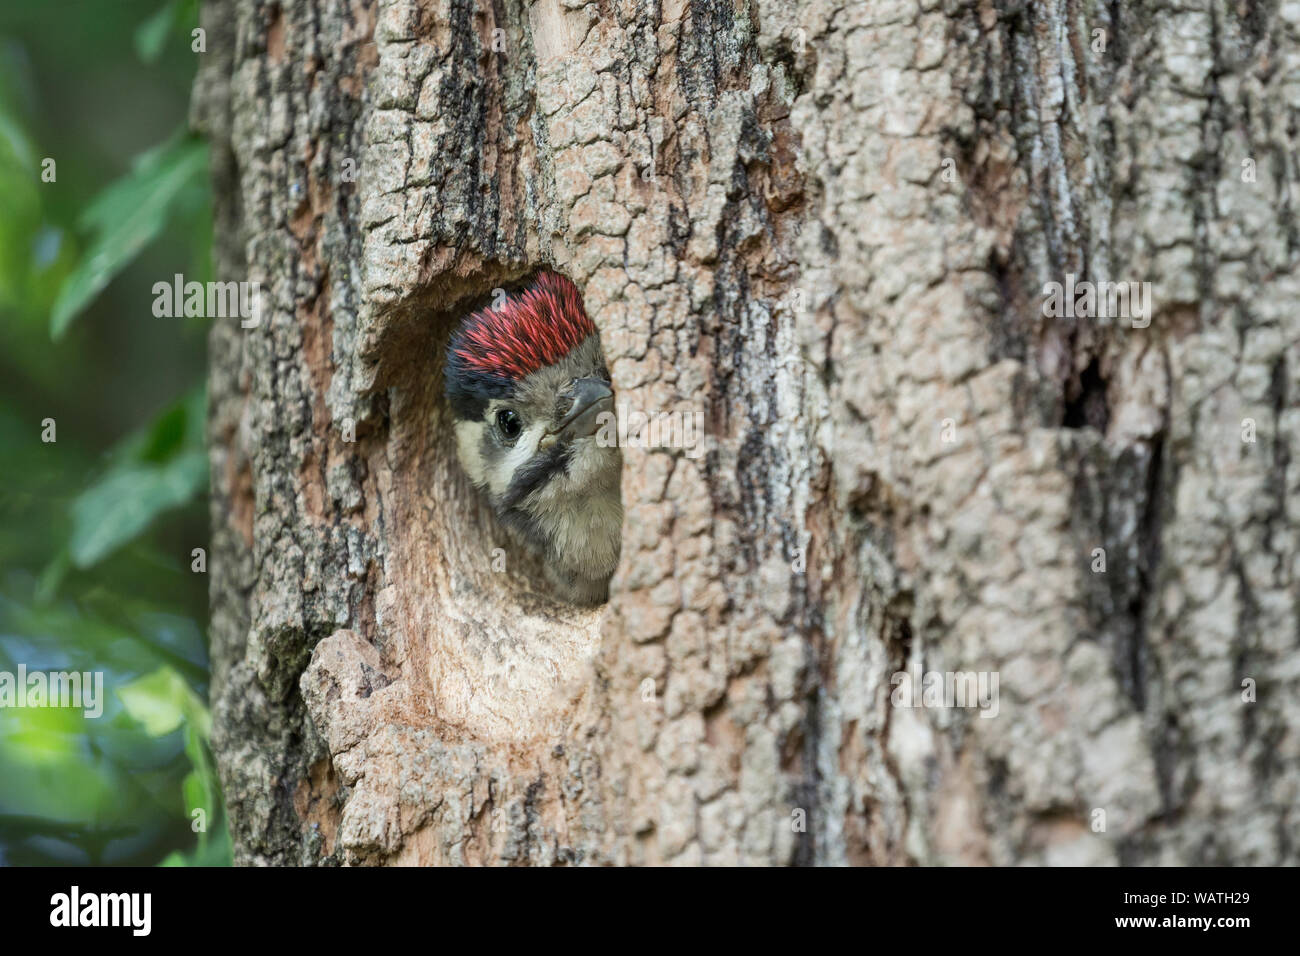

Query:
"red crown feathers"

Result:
[[451, 273, 595, 382]]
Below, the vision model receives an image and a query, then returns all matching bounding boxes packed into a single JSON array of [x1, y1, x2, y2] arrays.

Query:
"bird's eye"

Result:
[[495, 408, 522, 441]]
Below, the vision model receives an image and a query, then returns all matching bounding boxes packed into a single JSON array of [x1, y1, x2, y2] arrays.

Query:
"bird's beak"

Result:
[[543, 377, 614, 446]]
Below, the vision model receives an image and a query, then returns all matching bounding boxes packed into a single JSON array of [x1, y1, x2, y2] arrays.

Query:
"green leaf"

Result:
[[68, 450, 207, 568], [49, 134, 207, 340], [135, 2, 178, 64], [0, 108, 36, 172], [182, 770, 205, 816], [157, 822, 231, 867], [0, 99, 47, 315], [60, 385, 207, 571], [134, 0, 200, 65], [34, 547, 72, 604], [183, 723, 216, 793], [116, 665, 208, 738]]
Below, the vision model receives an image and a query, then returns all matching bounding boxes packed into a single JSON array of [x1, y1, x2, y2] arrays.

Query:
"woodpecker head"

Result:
[[444, 272, 622, 604]]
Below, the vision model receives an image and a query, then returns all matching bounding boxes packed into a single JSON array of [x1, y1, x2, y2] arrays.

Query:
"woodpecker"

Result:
[[444, 272, 622, 605]]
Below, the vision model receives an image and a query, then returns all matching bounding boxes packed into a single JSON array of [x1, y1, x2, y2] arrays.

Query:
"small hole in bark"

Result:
[[1063, 357, 1110, 432], [767, 40, 809, 101]]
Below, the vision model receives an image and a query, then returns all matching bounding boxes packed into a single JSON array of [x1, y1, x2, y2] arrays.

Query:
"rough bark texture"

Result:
[[194, 0, 1299, 866]]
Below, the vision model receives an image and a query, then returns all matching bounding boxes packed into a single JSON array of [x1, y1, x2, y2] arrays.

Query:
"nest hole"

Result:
[[362, 267, 614, 742]]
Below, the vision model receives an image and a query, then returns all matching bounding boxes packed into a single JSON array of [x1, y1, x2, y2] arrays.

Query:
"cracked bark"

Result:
[[195, 0, 1298, 866]]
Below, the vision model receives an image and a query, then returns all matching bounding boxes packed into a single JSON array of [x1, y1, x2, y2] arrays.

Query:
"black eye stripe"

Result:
[[500, 443, 572, 512]]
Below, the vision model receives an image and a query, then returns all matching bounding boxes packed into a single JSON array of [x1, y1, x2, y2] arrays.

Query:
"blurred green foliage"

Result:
[[0, 0, 228, 865]]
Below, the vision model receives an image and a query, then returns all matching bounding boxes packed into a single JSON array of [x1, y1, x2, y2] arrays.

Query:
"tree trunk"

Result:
[[194, 0, 1299, 866]]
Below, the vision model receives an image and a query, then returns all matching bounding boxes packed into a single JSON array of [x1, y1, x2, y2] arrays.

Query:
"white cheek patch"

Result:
[[454, 420, 489, 487], [488, 420, 547, 500]]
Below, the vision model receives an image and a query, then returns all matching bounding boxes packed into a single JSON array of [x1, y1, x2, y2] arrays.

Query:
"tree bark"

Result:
[[194, 0, 1299, 865]]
